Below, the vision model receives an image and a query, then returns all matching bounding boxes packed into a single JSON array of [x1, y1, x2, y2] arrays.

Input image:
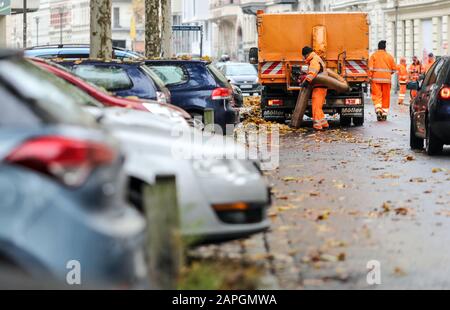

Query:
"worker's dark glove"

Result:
[[301, 80, 310, 88]]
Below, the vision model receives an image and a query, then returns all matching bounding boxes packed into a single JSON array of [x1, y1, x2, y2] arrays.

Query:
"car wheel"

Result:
[[409, 119, 423, 150], [340, 116, 351, 126], [353, 117, 364, 126], [425, 119, 443, 155]]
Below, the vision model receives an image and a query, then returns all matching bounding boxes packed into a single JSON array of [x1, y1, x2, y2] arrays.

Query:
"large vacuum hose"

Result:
[[312, 69, 350, 93], [291, 69, 350, 128]]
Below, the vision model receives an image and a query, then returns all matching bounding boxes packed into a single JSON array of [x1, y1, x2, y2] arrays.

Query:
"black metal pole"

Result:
[[200, 26, 203, 58], [23, 0, 27, 48], [35, 17, 39, 46], [59, 10, 63, 45]]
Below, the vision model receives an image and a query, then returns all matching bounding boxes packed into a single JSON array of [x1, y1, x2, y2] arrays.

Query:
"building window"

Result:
[[113, 7, 120, 28]]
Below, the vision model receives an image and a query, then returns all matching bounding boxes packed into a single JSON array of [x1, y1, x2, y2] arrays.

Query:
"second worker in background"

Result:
[[368, 40, 397, 121]]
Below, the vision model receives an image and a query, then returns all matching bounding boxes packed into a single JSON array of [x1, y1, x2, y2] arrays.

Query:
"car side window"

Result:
[[422, 60, 443, 88], [71, 65, 133, 91]]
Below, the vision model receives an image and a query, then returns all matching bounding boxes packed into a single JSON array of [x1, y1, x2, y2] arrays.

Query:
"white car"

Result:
[[89, 107, 271, 243]]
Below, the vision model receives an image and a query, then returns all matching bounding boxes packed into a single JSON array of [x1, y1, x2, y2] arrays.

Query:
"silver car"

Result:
[[90, 107, 271, 243], [217, 62, 262, 96]]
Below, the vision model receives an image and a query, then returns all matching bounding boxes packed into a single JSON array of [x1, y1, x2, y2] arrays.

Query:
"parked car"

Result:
[[0, 50, 147, 288], [146, 60, 239, 134], [25, 56, 271, 243], [410, 56, 450, 155], [216, 62, 262, 96], [24, 44, 144, 60], [53, 59, 172, 105], [89, 107, 271, 243], [29, 57, 191, 124]]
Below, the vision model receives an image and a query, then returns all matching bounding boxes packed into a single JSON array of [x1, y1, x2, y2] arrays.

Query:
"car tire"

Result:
[[425, 119, 443, 155], [353, 117, 364, 126], [340, 116, 351, 126], [409, 119, 423, 150]]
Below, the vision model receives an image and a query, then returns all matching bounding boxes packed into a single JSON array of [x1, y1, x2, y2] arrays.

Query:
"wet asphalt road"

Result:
[[196, 93, 450, 289]]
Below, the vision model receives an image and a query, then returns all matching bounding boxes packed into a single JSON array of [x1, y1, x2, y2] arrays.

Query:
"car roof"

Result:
[[145, 59, 209, 65], [53, 58, 145, 66], [221, 62, 254, 66], [24, 45, 143, 58], [0, 49, 23, 59]]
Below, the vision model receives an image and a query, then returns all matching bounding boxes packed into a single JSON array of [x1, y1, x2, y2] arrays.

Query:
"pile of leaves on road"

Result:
[[237, 96, 307, 136]]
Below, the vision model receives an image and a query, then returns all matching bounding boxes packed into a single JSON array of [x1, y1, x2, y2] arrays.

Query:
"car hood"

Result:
[[85, 107, 248, 160], [228, 75, 258, 84]]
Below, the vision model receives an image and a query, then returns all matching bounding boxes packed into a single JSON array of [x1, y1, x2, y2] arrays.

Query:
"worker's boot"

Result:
[[382, 113, 388, 121], [313, 121, 323, 131], [321, 120, 330, 129], [376, 111, 383, 122]]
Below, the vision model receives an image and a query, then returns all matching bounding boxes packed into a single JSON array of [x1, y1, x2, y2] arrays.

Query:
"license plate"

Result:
[[341, 107, 363, 117], [240, 85, 252, 89]]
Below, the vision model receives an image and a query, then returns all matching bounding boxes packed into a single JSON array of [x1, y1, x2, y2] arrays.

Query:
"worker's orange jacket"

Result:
[[368, 49, 397, 83], [305, 51, 326, 83], [408, 63, 423, 82], [423, 59, 435, 73], [397, 63, 408, 84]]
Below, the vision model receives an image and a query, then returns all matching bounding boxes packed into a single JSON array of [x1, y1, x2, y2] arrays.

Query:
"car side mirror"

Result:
[[249, 47, 258, 65]]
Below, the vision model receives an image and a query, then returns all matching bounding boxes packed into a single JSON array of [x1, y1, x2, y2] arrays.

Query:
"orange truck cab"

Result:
[[249, 12, 369, 126]]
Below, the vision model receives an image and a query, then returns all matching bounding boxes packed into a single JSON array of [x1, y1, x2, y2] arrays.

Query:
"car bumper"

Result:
[[431, 102, 450, 143]]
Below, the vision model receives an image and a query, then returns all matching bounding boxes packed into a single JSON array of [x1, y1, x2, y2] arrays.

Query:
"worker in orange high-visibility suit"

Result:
[[301, 46, 328, 130], [368, 40, 397, 121], [423, 53, 436, 73], [397, 57, 408, 105], [408, 56, 423, 99]]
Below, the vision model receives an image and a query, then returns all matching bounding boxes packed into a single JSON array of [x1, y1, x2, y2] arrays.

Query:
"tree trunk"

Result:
[[145, 0, 161, 58], [160, 0, 172, 58], [90, 0, 113, 59]]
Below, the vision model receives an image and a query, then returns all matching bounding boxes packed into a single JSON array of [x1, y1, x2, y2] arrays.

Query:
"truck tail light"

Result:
[[5, 136, 116, 187], [212, 88, 232, 100], [439, 86, 450, 100], [268, 99, 283, 106], [345, 98, 361, 105]]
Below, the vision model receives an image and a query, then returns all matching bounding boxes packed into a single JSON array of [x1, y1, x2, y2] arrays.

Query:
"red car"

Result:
[[29, 57, 192, 121]]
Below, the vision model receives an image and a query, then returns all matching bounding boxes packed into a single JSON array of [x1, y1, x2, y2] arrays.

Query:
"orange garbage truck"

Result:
[[249, 12, 370, 126]]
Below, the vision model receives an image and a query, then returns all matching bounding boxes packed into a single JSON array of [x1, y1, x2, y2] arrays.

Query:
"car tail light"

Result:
[[345, 98, 361, 105], [439, 86, 450, 100], [5, 136, 116, 187], [268, 99, 283, 106], [212, 87, 232, 100]]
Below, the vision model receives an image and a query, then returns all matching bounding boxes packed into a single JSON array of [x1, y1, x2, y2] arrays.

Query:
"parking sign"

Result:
[[0, 0, 10, 15]]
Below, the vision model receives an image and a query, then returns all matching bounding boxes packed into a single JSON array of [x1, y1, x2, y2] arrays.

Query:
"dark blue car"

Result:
[[53, 59, 172, 104], [24, 44, 143, 60], [410, 56, 450, 155], [145, 60, 239, 134]]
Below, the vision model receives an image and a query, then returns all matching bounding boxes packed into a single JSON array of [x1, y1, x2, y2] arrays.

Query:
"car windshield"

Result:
[[147, 65, 188, 85], [225, 64, 257, 76], [71, 64, 133, 91], [0, 58, 99, 126]]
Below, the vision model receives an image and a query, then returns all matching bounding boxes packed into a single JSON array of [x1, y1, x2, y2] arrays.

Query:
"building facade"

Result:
[[331, 0, 450, 63]]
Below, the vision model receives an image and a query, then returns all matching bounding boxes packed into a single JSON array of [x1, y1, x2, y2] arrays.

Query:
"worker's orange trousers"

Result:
[[312, 87, 328, 129], [398, 84, 406, 104], [371, 82, 391, 115]]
